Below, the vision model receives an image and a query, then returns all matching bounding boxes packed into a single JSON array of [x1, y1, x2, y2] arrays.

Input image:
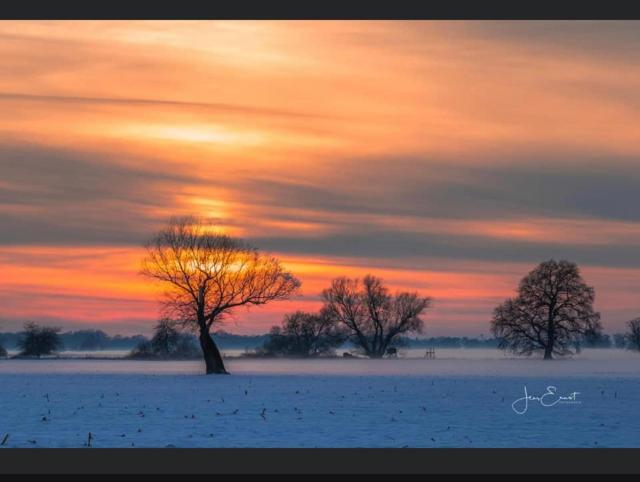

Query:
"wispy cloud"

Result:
[[0, 91, 338, 120]]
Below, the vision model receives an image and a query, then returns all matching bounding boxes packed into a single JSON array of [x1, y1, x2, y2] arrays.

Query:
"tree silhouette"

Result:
[[321, 275, 431, 358], [628, 318, 640, 351], [491, 259, 601, 360], [140, 216, 300, 374], [17, 322, 62, 358]]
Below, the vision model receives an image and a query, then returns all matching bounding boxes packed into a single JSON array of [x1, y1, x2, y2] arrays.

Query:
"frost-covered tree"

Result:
[[628, 318, 640, 351], [17, 322, 63, 358], [491, 260, 602, 360], [140, 216, 300, 374], [322, 275, 432, 358]]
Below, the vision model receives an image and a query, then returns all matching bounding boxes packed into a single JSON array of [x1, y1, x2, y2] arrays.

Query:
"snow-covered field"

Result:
[[0, 349, 638, 448]]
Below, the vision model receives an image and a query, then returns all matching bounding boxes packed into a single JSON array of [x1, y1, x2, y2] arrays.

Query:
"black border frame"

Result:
[[1, 3, 640, 20], [0, 448, 639, 474], [2, 3, 640, 477]]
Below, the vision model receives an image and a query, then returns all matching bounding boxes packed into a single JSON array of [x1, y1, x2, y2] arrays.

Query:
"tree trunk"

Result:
[[199, 329, 228, 374], [544, 314, 555, 360]]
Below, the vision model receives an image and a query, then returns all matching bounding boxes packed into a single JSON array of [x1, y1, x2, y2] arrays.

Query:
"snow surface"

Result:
[[0, 349, 638, 448]]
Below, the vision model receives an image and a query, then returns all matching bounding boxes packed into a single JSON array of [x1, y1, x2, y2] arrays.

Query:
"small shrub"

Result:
[[128, 319, 200, 360]]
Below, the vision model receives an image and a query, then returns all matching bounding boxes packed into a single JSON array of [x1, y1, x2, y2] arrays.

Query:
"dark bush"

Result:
[[257, 311, 346, 357], [128, 319, 200, 360]]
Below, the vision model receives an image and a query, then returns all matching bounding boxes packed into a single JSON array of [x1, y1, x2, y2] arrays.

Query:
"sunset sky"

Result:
[[1, 21, 639, 336]]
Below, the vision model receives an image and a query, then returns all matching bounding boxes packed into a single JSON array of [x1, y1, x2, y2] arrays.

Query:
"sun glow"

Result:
[[114, 123, 265, 146]]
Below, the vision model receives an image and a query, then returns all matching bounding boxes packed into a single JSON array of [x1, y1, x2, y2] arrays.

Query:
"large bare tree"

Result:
[[140, 217, 300, 374], [491, 259, 602, 360], [321, 275, 432, 358]]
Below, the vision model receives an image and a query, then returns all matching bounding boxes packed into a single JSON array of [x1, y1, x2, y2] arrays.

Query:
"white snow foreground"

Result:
[[0, 351, 638, 448]]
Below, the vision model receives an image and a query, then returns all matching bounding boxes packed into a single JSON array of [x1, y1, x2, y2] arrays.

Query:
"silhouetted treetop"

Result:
[[322, 274, 431, 358]]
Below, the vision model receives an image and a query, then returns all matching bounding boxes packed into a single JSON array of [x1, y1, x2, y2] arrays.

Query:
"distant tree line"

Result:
[[0, 328, 147, 351], [400, 336, 502, 348], [248, 329, 638, 358], [0, 327, 273, 354], [2, 317, 638, 361], [2, 319, 638, 361]]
